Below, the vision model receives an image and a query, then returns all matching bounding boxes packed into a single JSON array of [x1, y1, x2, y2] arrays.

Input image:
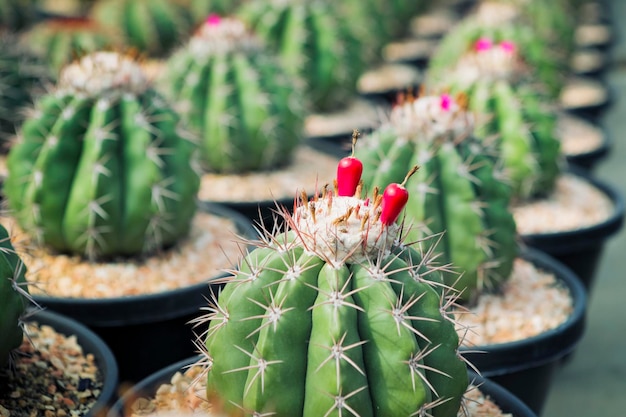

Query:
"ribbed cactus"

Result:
[[90, 0, 194, 57], [202, 162, 469, 417], [4, 51, 200, 260], [237, 0, 364, 112], [0, 35, 50, 151], [159, 15, 303, 174], [428, 14, 567, 99], [428, 37, 562, 200], [0, 0, 37, 32], [21, 17, 121, 75], [356, 93, 518, 301], [0, 224, 30, 368]]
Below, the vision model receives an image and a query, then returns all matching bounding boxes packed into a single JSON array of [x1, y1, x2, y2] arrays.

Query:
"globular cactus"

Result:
[[0, 0, 37, 32], [428, 14, 567, 99], [355, 93, 518, 301], [237, 0, 364, 112], [202, 160, 469, 417], [4, 51, 200, 260], [90, 0, 194, 57], [159, 15, 303, 174], [21, 17, 121, 75], [0, 224, 31, 368], [0, 35, 50, 152], [428, 37, 562, 200]]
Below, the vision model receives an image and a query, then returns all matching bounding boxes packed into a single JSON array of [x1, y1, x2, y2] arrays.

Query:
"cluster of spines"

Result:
[[4, 52, 200, 260], [197, 145, 470, 417]]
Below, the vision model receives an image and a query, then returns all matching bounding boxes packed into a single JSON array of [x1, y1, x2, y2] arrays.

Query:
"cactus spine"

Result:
[[0, 224, 31, 368], [90, 0, 193, 57], [160, 15, 303, 174], [4, 51, 200, 260], [202, 162, 469, 417], [356, 93, 518, 301], [237, 0, 364, 112]]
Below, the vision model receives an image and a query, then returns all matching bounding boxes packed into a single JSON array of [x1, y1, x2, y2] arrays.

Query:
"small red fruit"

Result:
[[336, 130, 363, 197], [379, 165, 419, 225]]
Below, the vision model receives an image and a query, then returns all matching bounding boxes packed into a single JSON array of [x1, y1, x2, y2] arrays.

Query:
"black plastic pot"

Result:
[[32, 202, 258, 384], [520, 169, 624, 293], [108, 357, 537, 417], [27, 308, 119, 416], [461, 248, 587, 415], [561, 76, 612, 122], [563, 123, 611, 171]]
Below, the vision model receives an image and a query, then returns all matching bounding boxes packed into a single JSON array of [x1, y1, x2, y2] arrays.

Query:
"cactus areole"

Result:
[[4, 52, 200, 260], [203, 159, 469, 417]]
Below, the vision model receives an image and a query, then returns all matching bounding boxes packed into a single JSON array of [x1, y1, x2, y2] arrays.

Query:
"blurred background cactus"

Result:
[[90, 0, 194, 57], [4, 51, 200, 260], [0, 0, 38, 32], [0, 34, 51, 153], [0, 224, 31, 369], [203, 162, 468, 417], [20, 16, 121, 76], [237, 0, 364, 112], [159, 15, 303, 174], [356, 92, 518, 301], [184, 0, 246, 23]]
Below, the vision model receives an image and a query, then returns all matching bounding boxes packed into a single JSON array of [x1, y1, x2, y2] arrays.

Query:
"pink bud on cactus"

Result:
[[474, 37, 493, 52], [440, 93, 452, 111], [337, 130, 363, 197], [379, 165, 418, 225], [499, 40, 516, 54], [206, 14, 221, 26]]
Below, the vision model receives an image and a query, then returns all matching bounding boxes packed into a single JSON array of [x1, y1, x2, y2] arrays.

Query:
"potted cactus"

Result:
[[158, 15, 340, 223], [1, 50, 257, 383], [0, 223, 119, 416], [199, 161, 470, 417], [353, 92, 586, 413]]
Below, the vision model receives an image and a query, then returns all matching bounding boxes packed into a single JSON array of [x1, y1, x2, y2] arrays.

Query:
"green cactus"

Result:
[[356, 93, 518, 301], [427, 34, 562, 200], [428, 17, 567, 99], [184, 0, 246, 22], [0, 35, 50, 152], [203, 172, 469, 417], [90, 0, 194, 57], [0, 0, 37, 32], [4, 51, 200, 260], [237, 0, 364, 112], [0, 224, 30, 368], [159, 16, 303, 174], [21, 17, 121, 75]]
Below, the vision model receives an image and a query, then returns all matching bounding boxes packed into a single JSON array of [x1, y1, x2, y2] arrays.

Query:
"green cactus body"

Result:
[[356, 94, 518, 301], [160, 16, 303, 173], [4, 52, 200, 260], [0, 0, 37, 32], [0, 224, 30, 368], [21, 17, 121, 75], [91, 0, 193, 57], [427, 29, 562, 200], [204, 185, 468, 417], [0, 35, 50, 151], [238, 0, 363, 112]]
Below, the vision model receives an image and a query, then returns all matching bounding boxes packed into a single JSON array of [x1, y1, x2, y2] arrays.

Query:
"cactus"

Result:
[[355, 93, 518, 301], [90, 0, 194, 57], [0, 34, 50, 152], [0, 0, 37, 32], [201, 160, 469, 417], [0, 224, 31, 368], [184, 0, 246, 22], [4, 51, 200, 260], [21, 17, 121, 75], [159, 15, 303, 174], [427, 36, 562, 200], [428, 14, 567, 99], [237, 0, 364, 112]]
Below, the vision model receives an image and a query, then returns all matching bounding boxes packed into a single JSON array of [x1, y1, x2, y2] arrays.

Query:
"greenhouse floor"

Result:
[[542, 1, 626, 415]]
